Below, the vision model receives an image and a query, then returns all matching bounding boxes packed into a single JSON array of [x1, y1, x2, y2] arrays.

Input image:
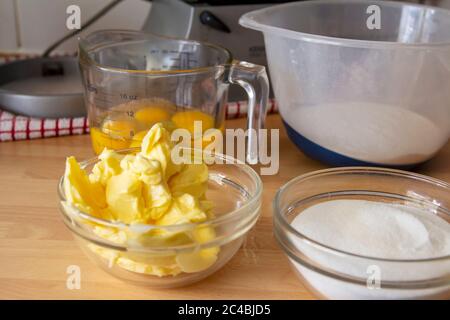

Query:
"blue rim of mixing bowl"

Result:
[[282, 120, 426, 169], [273, 167, 450, 263], [240, 0, 450, 49]]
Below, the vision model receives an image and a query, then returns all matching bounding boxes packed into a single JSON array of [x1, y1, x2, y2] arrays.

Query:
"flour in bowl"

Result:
[[284, 103, 448, 165]]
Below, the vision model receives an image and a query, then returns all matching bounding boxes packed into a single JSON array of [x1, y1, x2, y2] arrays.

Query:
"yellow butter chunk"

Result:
[[156, 194, 207, 226], [119, 153, 172, 221], [89, 149, 123, 186], [90, 227, 182, 276], [169, 163, 208, 198], [93, 226, 127, 245], [199, 200, 215, 215], [64, 156, 106, 216], [176, 225, 219, 273], [176, 247, 219, 273], [116, 256, 181, 277], [143, 183, 172, 221], [120, 154, 163, 185], [141, 123, 181, 179], [63, 121, 220, 277], [134, 228, 192, 247], [106, 171, 145, 223], [130, 121, 177, 149], [193, 224, 217, 243]]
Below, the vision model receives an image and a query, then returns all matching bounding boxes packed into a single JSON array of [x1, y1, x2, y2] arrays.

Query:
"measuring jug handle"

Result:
[[227, 61, 269, 164]]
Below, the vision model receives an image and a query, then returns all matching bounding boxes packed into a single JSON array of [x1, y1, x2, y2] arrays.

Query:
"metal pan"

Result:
[[0, 56, 85, 118]]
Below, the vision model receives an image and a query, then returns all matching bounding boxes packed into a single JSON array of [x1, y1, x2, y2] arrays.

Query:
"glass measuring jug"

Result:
[[79, 30, 269, 163]]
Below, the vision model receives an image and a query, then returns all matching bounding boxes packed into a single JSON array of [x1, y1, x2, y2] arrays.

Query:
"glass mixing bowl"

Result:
[[274, 167, 450, 299], [58, 149, 262, 287]]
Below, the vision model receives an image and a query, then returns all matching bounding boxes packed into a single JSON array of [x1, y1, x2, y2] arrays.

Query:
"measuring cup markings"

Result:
[[92, 97, 114, 107], [90, 89, 116, 105], [119, 93, 138, 100], [168, 52, 197, 68]]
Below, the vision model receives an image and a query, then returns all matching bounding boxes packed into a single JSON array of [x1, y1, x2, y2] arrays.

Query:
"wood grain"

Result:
[[0, 114, 449, 300]]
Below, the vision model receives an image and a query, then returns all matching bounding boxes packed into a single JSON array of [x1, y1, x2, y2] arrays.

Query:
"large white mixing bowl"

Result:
[[241, 0, 450, 168]]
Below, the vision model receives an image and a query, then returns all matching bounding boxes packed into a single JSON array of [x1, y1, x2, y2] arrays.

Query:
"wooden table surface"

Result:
[[1, 114, 449, 300]]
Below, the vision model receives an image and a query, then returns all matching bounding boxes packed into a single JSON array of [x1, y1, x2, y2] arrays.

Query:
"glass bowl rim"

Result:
[[273, 166, 450, 263]]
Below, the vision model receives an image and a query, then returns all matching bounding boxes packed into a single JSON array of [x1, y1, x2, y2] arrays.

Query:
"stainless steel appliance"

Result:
[[143, 0, 298, 100]]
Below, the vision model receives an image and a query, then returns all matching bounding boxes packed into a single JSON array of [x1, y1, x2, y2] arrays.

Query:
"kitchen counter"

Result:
[[1, 114, 449, 299]]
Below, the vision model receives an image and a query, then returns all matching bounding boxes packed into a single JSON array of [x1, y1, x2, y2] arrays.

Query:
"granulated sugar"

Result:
[[285, 103, 448, 165], [290, 199, 450, 299], [293, 199, 450, 259]]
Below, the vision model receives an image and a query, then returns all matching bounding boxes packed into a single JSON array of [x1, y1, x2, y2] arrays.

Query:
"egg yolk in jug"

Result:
[[89, 98, 223, 155]]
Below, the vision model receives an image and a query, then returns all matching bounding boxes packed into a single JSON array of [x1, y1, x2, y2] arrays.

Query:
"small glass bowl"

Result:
[[274, 167, 450, 299], [58, 149, 262, 288]]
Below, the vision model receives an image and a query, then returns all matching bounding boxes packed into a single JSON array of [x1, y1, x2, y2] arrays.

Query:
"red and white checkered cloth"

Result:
[[0, 99, 277, 142], [0, 109, 89, 142]]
